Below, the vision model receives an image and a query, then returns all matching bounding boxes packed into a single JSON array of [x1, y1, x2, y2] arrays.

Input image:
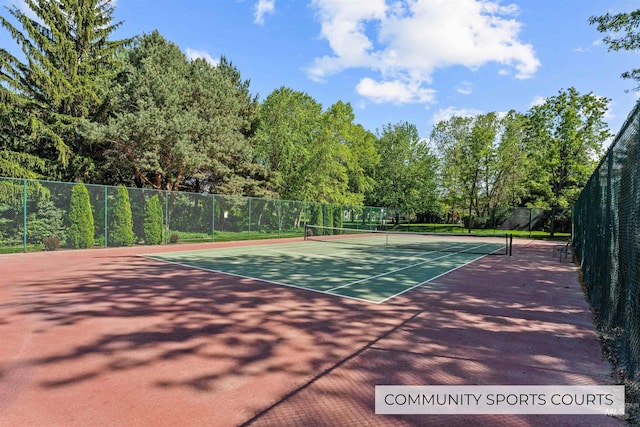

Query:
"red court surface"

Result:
[[0, 238, 626, 426]]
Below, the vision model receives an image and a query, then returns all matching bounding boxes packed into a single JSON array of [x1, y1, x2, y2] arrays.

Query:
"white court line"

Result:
[[140, 254, 378, 304], [379, 243, 469, 264], [267, 247, 362, 260], [376, 245, 506, 304], [142, 239, 504, 305], [325, 242, 493, 293]]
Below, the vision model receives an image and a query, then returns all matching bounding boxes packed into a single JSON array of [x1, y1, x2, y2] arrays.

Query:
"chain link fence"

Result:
[[385, 206, 571, 236], [0, 177, 386, 253], [573, 102, 640, 396]]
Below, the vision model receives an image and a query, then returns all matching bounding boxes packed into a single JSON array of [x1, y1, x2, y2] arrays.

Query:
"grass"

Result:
[[0, 225, 569, 254], [383, 223, 570, 240], [167, 229, 305, 243]]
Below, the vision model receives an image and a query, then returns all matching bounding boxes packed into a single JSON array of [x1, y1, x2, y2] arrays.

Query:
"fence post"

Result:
[[104, 186, 108, 247], [248, 197, 252, 240], [23, 178, 27, 253], [212, 194, 215, 242], [165, 190, 169, 244]]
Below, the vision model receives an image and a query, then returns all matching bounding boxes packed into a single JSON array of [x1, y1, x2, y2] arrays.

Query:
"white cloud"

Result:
[[432, 106, 483, 124], [307, 0, 540, 105], [356, 77, 436, 104], [186, 48, 218, 66], [457, 81, 473, 95], [575, 39, 603, 53], [530, 95, 546, 107], [254, 0, 275, 25]]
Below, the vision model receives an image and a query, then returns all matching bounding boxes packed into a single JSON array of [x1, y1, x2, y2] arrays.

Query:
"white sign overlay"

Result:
[[375, 385, 625, 415]]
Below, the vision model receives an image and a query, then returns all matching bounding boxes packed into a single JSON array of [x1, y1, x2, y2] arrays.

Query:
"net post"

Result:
[[304, 224, 308, 240], [509, 234, 513, 256]]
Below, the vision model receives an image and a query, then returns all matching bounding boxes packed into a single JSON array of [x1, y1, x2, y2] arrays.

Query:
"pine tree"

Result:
[[67, 183, 94, 248], [143, 195, 164, 245], [109, 185, 133, 246], [333, 205, 343, 230], [0, 0, 130, 180], [310, 203, 324, 235]]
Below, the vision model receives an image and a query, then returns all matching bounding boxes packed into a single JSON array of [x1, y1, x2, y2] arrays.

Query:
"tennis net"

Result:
[[304, 225, 512, 256]]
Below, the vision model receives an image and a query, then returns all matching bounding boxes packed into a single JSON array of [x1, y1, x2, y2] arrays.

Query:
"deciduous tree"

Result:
[[370, 122, 439, 224], [525, 87, 611, 208], [590, 9, 640, 89]]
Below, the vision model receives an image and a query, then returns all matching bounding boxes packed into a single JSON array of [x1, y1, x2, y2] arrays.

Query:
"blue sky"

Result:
[[4, 0, 639, 142]]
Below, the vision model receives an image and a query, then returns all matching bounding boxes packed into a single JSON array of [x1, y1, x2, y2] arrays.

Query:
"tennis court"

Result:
[[0, 237, 623, 426], [144, 226, 512, 304]]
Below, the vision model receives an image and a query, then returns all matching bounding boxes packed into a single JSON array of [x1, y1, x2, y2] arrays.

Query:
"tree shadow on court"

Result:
[[237, 244, 623, 427], [2, 241, 622, 426]]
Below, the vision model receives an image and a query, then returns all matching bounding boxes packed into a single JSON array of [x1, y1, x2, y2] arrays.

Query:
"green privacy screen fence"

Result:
[[0, 177, 386, 253], [572, 101, 640, 383]]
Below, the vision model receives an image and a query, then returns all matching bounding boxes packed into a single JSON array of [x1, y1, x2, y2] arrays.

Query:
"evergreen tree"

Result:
[[0, 91, 47, 178], [325, 203, 334, 232], [109, 185, 133, 246], [143, 195, 164, 245], [333, 205, 343, 230], [88, 31, 269, 195], [67, 183, 94, 248], [0, 0, 130, 180], [310, 203, 324, 234]]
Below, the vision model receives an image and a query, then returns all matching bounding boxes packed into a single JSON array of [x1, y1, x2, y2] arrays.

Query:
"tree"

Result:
[[89, 31, 268, 196], [306, 101, 376, 205], [333, 204, 343, 230], [255, 91, 377, 204], [0, 92, 47, 179], [67, 183, 94, 248], [525, 87, 611, 209], [495, 111, 531, 208], [369, 122, 439, 225], [431, 112, 533, 228], [590, 9, 640, 89], [109, 185, 133, 246], [320, 101, 378, 205], [0, 0, 130, 180], [254, 87, 323, 200], [143, 195, 164, 245], [431, 116, 474, 221], [310, 203, 323, 232], [460, 113, 501, 225]]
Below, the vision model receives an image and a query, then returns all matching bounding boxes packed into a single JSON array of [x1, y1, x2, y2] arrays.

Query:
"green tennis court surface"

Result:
[[143, 230, 509, 303]]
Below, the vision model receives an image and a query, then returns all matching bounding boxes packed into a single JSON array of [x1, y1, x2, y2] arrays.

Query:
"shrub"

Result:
[[27, 200, 66, 244], [67, 183, 94, 249], [170, 233, 179, 244], [325, 204, 334, 232], [310, 204, 323, 235], [143, 195, 164, 245], [109, 186, 134, 246], [333, 205, 343, 231], [43, 236, 60, 251]]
